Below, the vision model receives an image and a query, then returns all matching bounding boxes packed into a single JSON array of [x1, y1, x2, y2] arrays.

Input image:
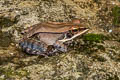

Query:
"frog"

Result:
[[19, 19, 89, 56]]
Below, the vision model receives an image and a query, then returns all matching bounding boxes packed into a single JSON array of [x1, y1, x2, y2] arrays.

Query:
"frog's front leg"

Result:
[[53, 41, 67, 52]]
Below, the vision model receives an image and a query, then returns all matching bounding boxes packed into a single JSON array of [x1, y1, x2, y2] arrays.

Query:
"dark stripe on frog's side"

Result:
[[19, 40, 47, 55]]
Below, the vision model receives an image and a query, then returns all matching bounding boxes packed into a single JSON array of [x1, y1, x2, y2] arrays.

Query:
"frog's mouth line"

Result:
[[58, 28, 89, 42]]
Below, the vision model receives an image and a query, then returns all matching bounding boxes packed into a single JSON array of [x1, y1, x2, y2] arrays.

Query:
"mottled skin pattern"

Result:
[[19, 19, 89, 56]]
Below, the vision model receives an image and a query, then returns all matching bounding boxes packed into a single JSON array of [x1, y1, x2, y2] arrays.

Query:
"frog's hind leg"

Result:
[[19, 39, 48, 57]]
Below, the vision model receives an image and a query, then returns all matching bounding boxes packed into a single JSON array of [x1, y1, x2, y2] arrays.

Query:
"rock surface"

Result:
[[0, 0, 120, 80]]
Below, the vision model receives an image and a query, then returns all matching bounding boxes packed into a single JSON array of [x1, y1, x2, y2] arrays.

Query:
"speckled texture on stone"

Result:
[[0, 0, 120, 80]]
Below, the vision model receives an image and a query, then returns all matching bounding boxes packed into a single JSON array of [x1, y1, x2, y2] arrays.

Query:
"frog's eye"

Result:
[[72, 29, 78, 32]]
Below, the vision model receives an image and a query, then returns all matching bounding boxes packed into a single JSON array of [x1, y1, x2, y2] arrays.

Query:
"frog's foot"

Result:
[[42, 45, 57, 56], [53, 41, 67, 52]]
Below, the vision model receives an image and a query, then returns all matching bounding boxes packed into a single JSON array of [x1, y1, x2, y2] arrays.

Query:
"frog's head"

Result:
[[58, 19, 89, 42]]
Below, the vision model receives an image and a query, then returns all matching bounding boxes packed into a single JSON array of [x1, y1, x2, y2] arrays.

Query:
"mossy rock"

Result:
[[112, 6, 120, 26], [83, 33, 108, 43]]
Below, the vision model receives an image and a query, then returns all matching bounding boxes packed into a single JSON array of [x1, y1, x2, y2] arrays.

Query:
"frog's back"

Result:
[[23, 19, 83, 38]]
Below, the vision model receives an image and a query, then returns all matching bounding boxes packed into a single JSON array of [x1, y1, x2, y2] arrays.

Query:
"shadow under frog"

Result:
[[19, 19, 89, 56]]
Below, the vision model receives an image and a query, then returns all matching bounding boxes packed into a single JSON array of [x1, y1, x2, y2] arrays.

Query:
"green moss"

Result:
[[83, 33, 107, 43], [112, 6, 120, 26], [72, 34, 107, 55]]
